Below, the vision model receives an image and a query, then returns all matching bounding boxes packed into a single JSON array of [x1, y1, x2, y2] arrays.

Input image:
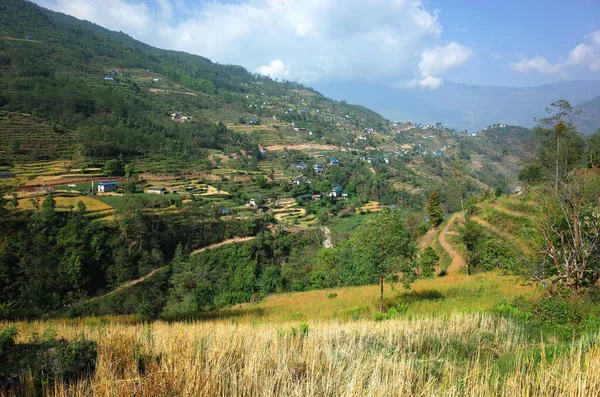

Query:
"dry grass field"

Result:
[[3, 311, 600, 396]]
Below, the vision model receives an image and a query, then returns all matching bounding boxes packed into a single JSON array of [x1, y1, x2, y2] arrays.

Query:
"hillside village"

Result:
[[1, 0, 600, 395]]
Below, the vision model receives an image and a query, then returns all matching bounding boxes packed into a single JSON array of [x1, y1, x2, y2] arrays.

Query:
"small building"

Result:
[[295, 163, 307, 169], [342, 192, 349, 198], [290, 177, 304, 185], [98, 181, 117, 193], [0, 171, 13, 179], [153, 78, 160, 82], [330, 158, 339, 165], [313, 165, 324, 174], [312, 194, 322, 201], [104, 75, 114, 81], [26, 35, 34, 40], [260, 148, 268, 154], [297, 194, 313, 202], [329, 186, 343, 198], [146, 187, 167, 195], [221, 208, 232, 215]]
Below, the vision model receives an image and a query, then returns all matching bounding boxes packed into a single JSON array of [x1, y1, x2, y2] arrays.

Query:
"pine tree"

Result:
[[426, 191, 443, 227]]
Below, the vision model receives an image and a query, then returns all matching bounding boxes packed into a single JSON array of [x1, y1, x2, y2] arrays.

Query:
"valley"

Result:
[[1, 0, 600, 395]]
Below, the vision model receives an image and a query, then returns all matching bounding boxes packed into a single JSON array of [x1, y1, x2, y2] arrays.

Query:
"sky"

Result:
[[33, 0, 600, 90]]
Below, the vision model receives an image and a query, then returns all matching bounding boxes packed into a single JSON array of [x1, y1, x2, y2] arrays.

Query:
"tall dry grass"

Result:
[[3, 312, 600, 396]]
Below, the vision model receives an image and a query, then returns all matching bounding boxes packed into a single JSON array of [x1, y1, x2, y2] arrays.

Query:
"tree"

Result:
[[462, 217, 484, 276], [420, 246, 439, 278], [103, 159, 124, 176], [124, 181, 137, 194], [426, 191, 443, 227], [125, 163, 135, 179], [351, 210, 417, 312], [533, 100, 584, 192], [530, 178, 600, 294], [255, 175, 268, 189], [587, 130, 600, 169]]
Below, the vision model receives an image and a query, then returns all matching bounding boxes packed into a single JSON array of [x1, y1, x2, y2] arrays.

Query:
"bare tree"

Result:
[[532, 180, 600, 294]]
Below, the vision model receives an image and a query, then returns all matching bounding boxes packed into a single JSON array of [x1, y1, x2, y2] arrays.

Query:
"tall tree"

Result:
[[426, 191, 443, 227], [533, 100, 584, 192], [351, 210, 417, 312]]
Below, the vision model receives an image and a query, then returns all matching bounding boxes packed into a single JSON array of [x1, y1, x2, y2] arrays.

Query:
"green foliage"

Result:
[[426, 191, 443, 227], [103, 159, 124, 176], [350, 209, 417, 311], [0, 334, 97, 390], [420, 246, 439, 278]]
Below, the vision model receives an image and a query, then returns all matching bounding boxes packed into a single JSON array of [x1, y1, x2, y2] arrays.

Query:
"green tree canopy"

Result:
[[350, 210, 417, 312]]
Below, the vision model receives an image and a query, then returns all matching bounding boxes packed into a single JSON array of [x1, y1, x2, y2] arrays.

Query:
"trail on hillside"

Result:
[[190, 236, 257, 255], [489, 203, 536, 220], [321, 227, 333, 248], [94, 237, 258, 301], [438, 213, 466, 275], [471, 215, 532, 255]]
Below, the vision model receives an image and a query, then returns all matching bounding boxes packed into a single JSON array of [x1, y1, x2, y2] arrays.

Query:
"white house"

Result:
[[98, 181, 117, 192]]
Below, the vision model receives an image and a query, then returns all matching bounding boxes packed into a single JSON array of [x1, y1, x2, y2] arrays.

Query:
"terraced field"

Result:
[[272, 198, 318, 226], [355, 201, 384, 214], [17, 195, 113, 213], [0, 112, 74, 159]]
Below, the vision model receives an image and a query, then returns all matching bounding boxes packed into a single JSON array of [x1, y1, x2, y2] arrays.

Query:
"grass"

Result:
[[3, 307, 600, 396], [218, 271, 536, 324]]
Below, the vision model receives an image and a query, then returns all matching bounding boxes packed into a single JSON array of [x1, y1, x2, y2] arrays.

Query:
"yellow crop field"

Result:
[[17, 196, 112, 212]]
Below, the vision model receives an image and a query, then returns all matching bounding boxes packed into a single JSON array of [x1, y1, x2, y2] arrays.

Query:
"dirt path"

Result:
[[488, 203, 536, 220], [93, 237, 257, 300], [190, 236, 257, 255], [264, 143, 342, 152], [438, 213, 466, 275], [321, 227, 333, 248]]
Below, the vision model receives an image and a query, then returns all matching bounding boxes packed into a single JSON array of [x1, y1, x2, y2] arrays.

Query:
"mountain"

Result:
[[315, 80, 600, 132], [574, 96, 600, 135], [0, 0, 387, 161]]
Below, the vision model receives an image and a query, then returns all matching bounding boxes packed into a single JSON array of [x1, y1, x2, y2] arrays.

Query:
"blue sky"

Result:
[[34, 0, 600, 89]]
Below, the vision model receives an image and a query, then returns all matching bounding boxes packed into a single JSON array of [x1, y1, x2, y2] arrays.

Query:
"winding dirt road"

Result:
[[438, 213, 466, 275]]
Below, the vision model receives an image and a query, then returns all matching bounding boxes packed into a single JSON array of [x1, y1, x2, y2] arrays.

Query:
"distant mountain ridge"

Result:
[[574, 96, 600, 135], [315, 80, 600, 132]]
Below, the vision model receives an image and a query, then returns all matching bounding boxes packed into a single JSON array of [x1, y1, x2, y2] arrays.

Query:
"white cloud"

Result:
[[510, 55, 563, 75], [34, 0, 474, 86], [587, 31, 600, 46], [511, 30, 600, 75], [418, 42, 473, 77], [418, 75, 443, 89], [37, 0, 152, 35], [415, 42, 472, 89], [256, 59, 290, 80]]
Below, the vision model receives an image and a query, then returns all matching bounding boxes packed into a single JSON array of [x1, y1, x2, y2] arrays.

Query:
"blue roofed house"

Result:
[[313, 165, 324, 174], [329, 186, 343, 198], [330, 158, 339, 165], [104, 75, 114, 80], [98, 181, 117, 193], [295, 163, 307, 169]]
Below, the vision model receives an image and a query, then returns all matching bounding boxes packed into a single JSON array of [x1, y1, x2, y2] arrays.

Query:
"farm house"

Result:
[[97, 181, 117, 192], [146, 187, 167, 195]]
